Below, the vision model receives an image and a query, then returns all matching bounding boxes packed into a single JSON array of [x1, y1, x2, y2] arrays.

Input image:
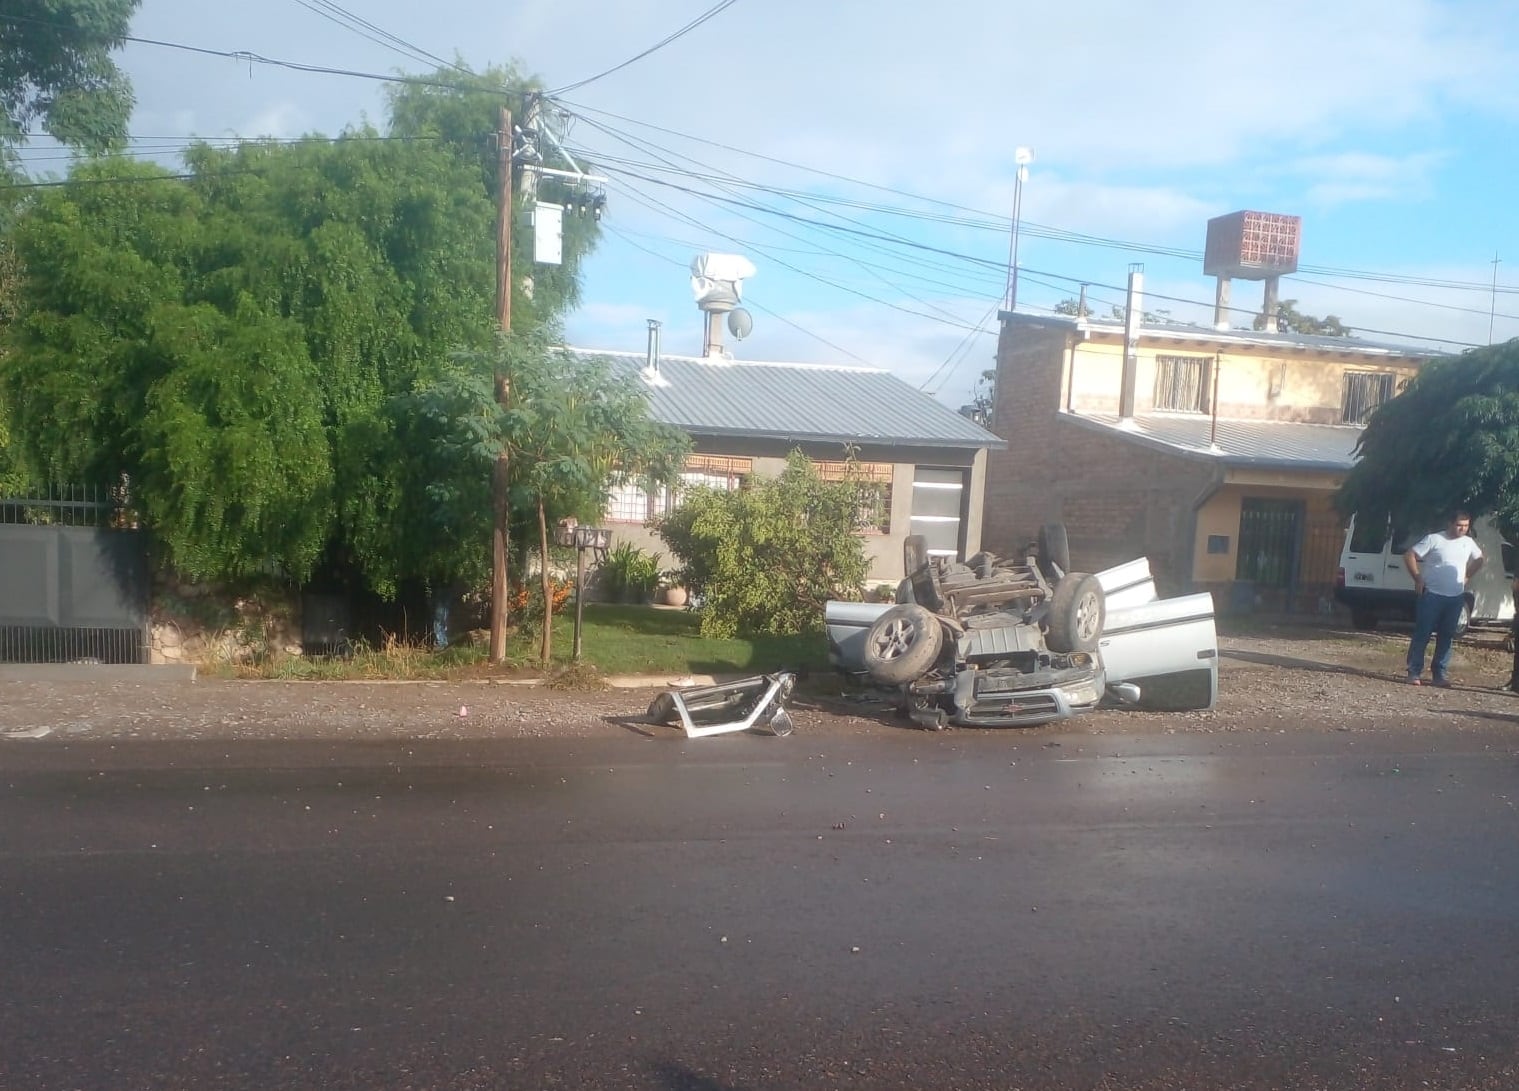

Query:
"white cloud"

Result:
[[99, 0, 1519, 403]]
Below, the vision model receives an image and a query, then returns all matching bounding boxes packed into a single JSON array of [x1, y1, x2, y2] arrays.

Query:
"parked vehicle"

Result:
[[824, 529, 1218, 728], [1334, 514, 1515, 633]]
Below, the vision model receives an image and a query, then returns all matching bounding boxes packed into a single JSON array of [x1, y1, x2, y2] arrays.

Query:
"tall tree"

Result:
[[409, 327, 689, 663], [2, 64, 607, 596], [1, 0, 139, 163], [1337, 341, 1519, 534], [1254, 299, 1352, 337]]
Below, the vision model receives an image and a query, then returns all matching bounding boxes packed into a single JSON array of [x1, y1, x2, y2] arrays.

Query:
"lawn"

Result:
[[243, 603, 830, 681], [570, 604, 830, 676]]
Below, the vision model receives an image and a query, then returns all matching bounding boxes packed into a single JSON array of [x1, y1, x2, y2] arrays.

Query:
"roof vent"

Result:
[[640, 319, 669, 387]]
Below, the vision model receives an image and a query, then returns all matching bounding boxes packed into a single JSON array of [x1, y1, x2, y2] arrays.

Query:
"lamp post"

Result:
[[1004, 146, 1033, 312], [555, 522, 612, 661]]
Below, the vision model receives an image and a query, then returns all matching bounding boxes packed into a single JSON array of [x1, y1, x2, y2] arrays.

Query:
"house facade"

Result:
[[983, 313, 1435, 612], [582, 349, 1004, 589]]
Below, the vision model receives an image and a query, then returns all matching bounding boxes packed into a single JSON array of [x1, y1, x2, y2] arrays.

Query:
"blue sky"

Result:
[[17, 0, 1519, 407]]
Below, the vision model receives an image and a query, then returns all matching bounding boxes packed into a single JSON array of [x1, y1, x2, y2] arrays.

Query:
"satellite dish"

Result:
[[727, 307, 753, 340]]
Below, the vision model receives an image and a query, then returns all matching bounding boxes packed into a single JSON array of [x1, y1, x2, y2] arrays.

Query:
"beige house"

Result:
[[983, 313, 1436, 612], [584, 349, 1004, 588]]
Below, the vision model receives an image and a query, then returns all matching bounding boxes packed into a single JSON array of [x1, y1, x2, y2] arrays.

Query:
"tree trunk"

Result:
[[538, 498, 553, 667]]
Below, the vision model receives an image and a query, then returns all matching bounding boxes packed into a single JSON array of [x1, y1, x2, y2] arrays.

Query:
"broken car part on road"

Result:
[[646, 672, 798, 738]]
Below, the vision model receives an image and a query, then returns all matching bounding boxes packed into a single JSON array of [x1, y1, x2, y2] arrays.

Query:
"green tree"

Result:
[[1, 64, 605, 597], [1052, 296, 1092, 318], [1336, 341, 1519, 534], [966, 367, 995, 426], [408, 327, 689, 663], [385, 71, 601, 332], [1, 0, 139, 163], [654, 452, 871, 638], [1254, 299, 1352, 337]]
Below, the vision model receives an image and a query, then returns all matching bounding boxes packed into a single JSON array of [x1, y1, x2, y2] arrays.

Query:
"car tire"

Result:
[[1046, 572, 1105, 653], [862, 604, 944, 685], [1038, 522, 1071, 581]]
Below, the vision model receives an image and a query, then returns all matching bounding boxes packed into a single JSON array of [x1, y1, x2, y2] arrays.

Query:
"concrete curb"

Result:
[[0, 664, 730, 690], [0, 664, 198, 684]]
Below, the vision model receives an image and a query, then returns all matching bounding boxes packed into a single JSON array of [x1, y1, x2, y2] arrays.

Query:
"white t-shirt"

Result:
[[1409, 532, 1483, 597]]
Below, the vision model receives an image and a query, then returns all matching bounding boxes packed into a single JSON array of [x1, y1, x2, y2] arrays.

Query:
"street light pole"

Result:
[[1003, 147, 1033, 312]]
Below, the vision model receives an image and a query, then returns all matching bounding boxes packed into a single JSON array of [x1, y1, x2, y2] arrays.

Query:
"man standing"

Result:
[[1403, 510, 1484, 687]]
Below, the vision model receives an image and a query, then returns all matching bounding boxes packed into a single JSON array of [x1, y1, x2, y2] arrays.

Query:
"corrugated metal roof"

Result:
[[1066, 411, 1363, 471], [1005, 312, 1448, 361], [580, 349, 1004, 450]]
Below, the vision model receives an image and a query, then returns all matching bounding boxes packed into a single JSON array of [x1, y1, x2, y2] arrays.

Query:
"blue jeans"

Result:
[[1407, 591, 1465, 680]]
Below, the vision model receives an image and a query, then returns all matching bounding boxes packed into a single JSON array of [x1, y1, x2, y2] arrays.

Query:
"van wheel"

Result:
[[1351, 609, 1378, 631]]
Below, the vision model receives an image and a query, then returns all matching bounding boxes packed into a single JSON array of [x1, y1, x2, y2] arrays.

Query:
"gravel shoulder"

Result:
[[3, 623, 1517, 742]]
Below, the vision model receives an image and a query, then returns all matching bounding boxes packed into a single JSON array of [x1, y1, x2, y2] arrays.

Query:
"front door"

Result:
[[1236, 498, 1304, 590]]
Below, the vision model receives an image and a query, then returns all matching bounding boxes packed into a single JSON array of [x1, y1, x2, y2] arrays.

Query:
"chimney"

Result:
[[640, 319, 668, 387], [703, 310, 724, 359], [1119, 265, 1143, 420]]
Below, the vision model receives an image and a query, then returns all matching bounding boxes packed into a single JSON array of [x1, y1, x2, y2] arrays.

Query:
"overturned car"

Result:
[[825, 528, 1218, 729]]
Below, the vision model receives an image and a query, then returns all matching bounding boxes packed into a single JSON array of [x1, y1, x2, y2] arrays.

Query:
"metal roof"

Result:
[[580, 349, 1004, 450], [1003, 312, 1447, 361], [1064, 411, 1364, 471]]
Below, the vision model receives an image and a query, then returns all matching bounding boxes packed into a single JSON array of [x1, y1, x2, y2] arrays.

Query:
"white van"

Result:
[[1334, 514, 1515, 633]]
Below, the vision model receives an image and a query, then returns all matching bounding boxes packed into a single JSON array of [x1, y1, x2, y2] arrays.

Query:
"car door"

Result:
[[1095, 560, 1218, 711]]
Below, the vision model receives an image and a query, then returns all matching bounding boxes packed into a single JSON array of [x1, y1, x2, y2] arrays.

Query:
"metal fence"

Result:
[[0, 482, 132, 528], [0, 484, 149, 664]]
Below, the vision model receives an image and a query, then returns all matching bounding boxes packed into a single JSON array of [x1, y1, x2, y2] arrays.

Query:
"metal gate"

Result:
[[1236, 498, 1304, 589], [0, 487, 150, 664]]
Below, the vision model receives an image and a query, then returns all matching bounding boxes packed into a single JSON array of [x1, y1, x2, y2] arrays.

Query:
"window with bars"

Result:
[[1153, 355, 1211, 412], [1341, 371, 1396, 424], [815, 460, 893, 534], [604, 455, 752, 523]]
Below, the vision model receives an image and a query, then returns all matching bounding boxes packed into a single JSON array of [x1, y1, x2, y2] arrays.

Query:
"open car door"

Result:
[[1096, 560, 1218, 711]]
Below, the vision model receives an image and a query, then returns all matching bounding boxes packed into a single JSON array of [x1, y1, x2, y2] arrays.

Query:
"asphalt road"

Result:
[[4, 726, 1519, 1090]]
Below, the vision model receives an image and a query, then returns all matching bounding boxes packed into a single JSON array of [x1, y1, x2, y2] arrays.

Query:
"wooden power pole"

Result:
[[489, 106, 513, 664]]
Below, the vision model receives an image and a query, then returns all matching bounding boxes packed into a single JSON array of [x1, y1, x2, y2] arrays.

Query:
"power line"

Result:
[[290, 0, 456, 71], [600, 222, 875, 366], [546, 0, 741, 96], [554, 98, 1519, 298], [601, 165, 1480, 348], [564, 114, 975, 325], [0, 13, 504, 96]]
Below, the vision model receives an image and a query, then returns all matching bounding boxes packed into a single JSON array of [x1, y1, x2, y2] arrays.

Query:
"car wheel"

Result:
[[1046, 573, 1105, 653], [862, 604, 944, 685], [1350, 609, 1378, 631], [1038, 522, 1071, 581]]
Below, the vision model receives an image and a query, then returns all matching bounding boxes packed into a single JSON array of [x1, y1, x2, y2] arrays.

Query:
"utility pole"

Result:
[[489, 105, 513, 664], [1491, 251, 1502, 346]]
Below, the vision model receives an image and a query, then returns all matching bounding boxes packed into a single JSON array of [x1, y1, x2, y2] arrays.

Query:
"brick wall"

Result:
[[984, 320, 1218, 590]]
